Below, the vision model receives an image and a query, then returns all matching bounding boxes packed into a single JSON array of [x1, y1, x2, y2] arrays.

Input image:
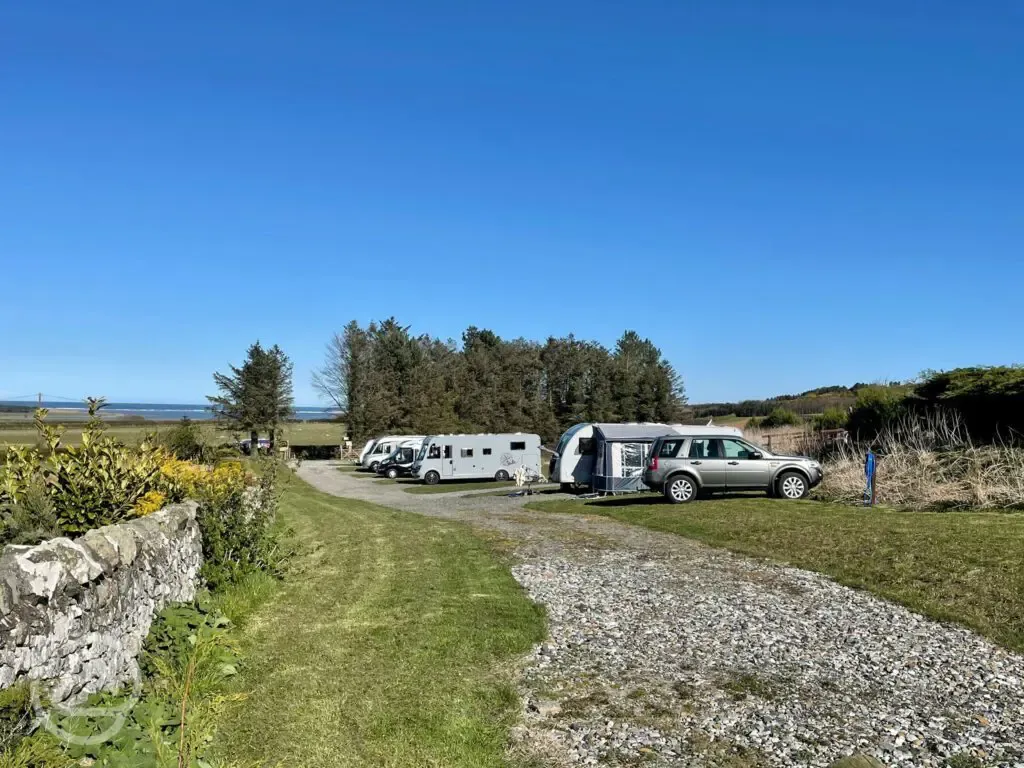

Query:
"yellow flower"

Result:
[[133, 490, 166, 516]]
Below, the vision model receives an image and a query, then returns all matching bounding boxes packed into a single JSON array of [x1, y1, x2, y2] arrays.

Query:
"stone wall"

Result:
[[0, 503, 202, 704]]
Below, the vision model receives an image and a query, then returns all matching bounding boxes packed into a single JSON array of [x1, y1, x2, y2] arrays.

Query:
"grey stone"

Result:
[[0, 503, 201, 705]]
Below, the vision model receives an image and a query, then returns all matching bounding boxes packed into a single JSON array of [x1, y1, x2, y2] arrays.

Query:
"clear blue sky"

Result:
[[2, 1, 1021, 405]]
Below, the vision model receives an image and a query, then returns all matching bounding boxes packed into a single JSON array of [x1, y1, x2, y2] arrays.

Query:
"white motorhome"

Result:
[[411, 433, 541, 485], [361, 435, 426, 471], [356, 439, 376, 465], [550, 423, 744, 492]]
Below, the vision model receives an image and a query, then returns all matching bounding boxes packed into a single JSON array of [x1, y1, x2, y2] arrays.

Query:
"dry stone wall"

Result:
[[0, 502, 201, 704]]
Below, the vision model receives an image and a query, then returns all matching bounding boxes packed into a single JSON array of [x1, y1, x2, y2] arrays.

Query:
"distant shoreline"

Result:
[[0, 401, 340, 423]]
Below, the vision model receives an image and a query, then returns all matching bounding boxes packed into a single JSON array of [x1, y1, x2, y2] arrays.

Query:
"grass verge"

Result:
[[214, 473, 546, 767], [526, 495, 1024, 652]]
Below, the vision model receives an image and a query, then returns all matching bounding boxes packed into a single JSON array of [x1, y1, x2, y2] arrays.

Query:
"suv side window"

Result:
[[658, 440, 682, 458], [722, 439, 757, 459], [688, 439, 712, 459]]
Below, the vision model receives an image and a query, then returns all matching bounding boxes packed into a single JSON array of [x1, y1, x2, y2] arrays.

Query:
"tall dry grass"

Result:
[[814, 411, 1024, 510]]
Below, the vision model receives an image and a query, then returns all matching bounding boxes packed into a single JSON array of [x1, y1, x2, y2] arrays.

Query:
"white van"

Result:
[[361, 435, 426, 472], [411, 433, 541, 485], [550, 423, 744, 491]]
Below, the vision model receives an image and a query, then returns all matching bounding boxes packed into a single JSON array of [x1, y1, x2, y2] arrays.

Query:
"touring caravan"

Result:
[[361, 435, 426, 471], [550, 423, 744, 493], [411, 433, 541, 485], [375, 438, 426, 479]]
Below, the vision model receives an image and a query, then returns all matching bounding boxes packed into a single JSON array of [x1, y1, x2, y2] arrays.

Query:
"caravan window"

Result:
[[509, 441, 526, 451], [483, 448, 492, 455], [578, 438, 595, 455], [428, 445, 441, 459], [461, 448, 474, 458]]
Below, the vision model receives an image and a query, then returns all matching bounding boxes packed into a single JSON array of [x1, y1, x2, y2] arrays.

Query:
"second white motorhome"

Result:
[[411, 433, 541, 485], [549, 423, 744, 492], [357, 439, 376, 465], [361, 435, 426, 471]]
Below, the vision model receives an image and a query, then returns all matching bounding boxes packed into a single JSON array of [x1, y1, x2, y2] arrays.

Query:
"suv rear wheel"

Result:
[[665, 475, 696, 504], [776, 471, 809, 500]]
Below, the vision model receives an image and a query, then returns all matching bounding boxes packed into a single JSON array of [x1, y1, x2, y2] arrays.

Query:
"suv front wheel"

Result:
[[665, 475, 696, 504], [776, 471, 809, 500]]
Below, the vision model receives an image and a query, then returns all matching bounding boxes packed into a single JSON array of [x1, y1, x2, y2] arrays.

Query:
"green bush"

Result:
[[813, 406, 849, 431], [0, 407, 165, 536], [0, 481, 61, 547], [846, 385, 909, 439], [44, 432, 163, 534], [759, 407, 802, 428], [159, 417, 211, 463], [196, 460, 284, 590], [914, 366, 1024, 440]]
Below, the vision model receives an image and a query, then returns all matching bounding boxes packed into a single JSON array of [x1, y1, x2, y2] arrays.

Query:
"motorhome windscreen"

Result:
[[417, 443, 430, 461]]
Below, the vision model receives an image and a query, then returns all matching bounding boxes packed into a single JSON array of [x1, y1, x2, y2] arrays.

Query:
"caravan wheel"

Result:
[[495, 470, 510, 481]]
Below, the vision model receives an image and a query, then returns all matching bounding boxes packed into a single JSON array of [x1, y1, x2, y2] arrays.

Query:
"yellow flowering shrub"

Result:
[[158, 457, 249, 504], [133, 490, 166, 517], [158, 456, 209, 502]]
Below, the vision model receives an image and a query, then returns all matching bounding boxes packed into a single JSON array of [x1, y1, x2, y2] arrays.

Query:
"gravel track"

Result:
[[298, 461, 1024, 768]]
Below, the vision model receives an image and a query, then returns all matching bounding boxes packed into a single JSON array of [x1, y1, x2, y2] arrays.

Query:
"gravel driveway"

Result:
[[298, 461, 1024, 768]]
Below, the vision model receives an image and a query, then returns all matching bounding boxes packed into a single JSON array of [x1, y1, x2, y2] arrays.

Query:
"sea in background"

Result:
[[0, 401, 339, 422]]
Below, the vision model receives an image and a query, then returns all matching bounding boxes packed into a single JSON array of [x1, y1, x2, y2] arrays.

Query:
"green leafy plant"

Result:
[[43, 430, 164, 534], [195, 459, 285, 590], [0, 403, 167, 536], [43, 601, 243, 768], [813, 406, 849, 431], [759, 407, 802, 429], [159, 418, 211, 463], [0, 480, 61, 547]]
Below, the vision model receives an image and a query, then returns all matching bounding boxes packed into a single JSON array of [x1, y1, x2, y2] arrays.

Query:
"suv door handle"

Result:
[[690, 460, 702, 465], [727, 461, 740, 465]]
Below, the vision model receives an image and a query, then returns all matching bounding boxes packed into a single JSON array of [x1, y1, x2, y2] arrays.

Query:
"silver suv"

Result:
[[643, 435, 822, 504]]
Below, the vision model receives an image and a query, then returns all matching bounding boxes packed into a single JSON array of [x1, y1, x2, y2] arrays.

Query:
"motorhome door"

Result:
[[442, 444, 454, 477]]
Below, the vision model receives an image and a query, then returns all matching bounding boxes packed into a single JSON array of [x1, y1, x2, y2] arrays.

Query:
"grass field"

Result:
[[527, 495, 1024, 653], [214, 473, 546, 767], [0, 420, 346, 447]]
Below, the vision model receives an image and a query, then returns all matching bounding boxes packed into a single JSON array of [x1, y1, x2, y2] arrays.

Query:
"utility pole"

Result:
[[38, 392, 42, 408]]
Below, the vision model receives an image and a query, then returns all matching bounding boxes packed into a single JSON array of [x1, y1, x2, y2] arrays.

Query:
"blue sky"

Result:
[[2, 1, 1021, 405]]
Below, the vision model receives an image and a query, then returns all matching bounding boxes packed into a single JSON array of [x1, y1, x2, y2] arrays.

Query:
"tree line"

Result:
[[312, 319, 686, 444]]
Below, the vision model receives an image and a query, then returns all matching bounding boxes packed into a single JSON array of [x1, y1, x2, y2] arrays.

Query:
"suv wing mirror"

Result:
[[750, 451, 764, 460]]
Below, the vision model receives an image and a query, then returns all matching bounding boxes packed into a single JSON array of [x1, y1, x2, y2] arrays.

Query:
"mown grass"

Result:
[[527, 495, 1024, 652], [0, 420, 346, 447], [214, 473, 546, 767]]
